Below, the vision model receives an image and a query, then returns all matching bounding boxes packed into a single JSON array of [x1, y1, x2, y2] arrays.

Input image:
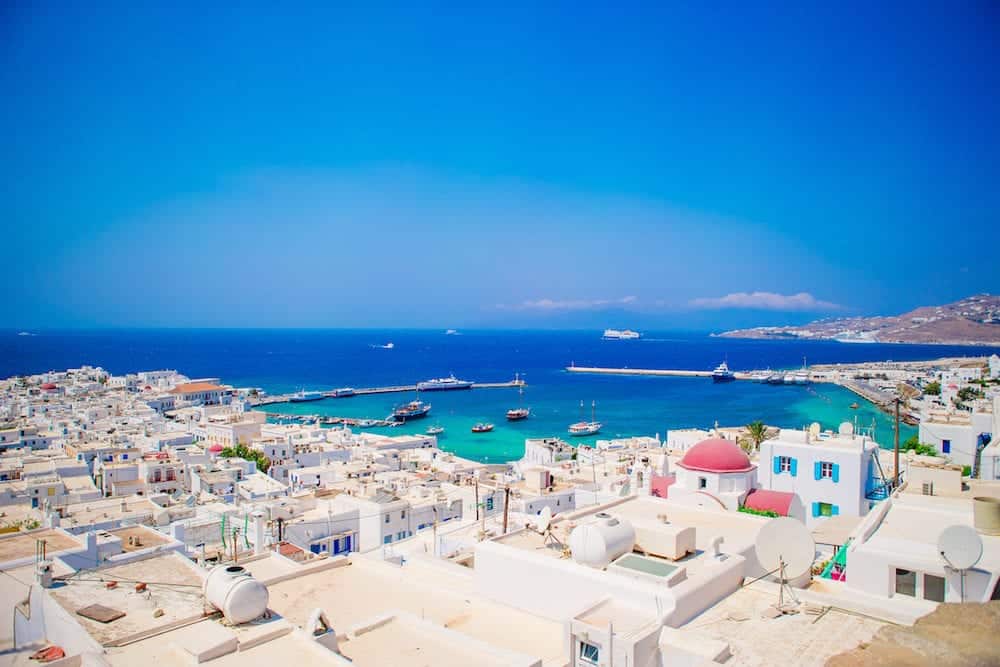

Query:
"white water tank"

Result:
[[203, 565, 269, 624], [568, 512, 636, 568]]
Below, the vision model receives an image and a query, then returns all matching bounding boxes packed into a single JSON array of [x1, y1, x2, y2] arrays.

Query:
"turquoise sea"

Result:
[[7, 328, 995, 463]]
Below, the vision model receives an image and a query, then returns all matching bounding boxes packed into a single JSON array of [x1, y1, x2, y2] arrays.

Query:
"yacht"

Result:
[[471, 422, 494, 433], [568, 400, 602, 436], [602, 329, 641, 340], [766, 373, 786, 385], [426, 425, 445, 435], [417, 374, 474, 391], [370, 342, 395, 349], [391, 400, 431, 421], [711, 361, 736, 383], [290, 390, 325, 402], [445, 329, 459, 335]]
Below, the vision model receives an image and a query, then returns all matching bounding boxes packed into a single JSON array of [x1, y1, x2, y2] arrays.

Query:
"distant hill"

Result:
[[716, 294, 1000, 346]]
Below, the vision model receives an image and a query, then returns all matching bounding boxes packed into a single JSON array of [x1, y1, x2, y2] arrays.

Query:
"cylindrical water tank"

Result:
[[203, 565, 269, 624], [973, 496, 1000, 536], [568, 512, 636, 568]]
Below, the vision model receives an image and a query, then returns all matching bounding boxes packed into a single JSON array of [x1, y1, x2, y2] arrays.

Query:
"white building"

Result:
[[759, 426, 882, 525], [919, 400, 995, 467]]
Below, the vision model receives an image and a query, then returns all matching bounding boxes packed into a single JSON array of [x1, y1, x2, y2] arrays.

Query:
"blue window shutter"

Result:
[[832, 464, 840, 483], [831, 504, 840, 516], [812, 502, 820, 517], [790, 458, 798, 477], [773, 457, 781, 474], [814, 462, 822, 480]]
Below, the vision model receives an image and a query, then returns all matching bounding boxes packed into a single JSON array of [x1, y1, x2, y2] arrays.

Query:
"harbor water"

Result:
[[7, 329, 999, 462]]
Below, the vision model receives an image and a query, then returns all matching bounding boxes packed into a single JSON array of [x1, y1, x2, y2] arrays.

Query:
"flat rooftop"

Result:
[[261, 555, 564, 664], [0, 529, 80, 563], [48, 552, 205, 646], [679, 584, 884, 666]]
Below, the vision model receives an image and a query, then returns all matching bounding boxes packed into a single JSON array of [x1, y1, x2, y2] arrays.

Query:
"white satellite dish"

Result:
[[937, 524, 983, 571], [838, 421, 854, 436], [536, 506, 553, 533], [754, 517, 816, 613]]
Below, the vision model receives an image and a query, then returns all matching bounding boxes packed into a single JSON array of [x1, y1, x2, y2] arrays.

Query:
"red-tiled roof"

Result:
[[743, 488, 795, 516]]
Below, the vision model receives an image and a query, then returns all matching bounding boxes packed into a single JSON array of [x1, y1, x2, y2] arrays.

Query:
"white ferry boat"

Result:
[[417, 374, 474, 391], [290, 390, 324, 402], [602, 329, 641, 340]]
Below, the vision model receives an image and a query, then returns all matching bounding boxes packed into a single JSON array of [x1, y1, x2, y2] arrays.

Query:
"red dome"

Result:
[[41, 383, 57, 390], [678, 438, 754, 473], [208, 443, 224, 453]]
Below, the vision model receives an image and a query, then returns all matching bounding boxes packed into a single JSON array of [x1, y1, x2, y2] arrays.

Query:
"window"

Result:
[[401, 510, 406, 519], [924, 574, 946, 602], [778, 456, 791, 473], [922, 481, 934, 496], [894, 568, 916, 597], [698, 477, 707, 489], [383, 535, 392, 545], [579, 641, 600, 665], [942, 439, 951, 454], [384, 515, 390, 524], [820, 462, 833, 479], [397, 531, 407, 541], [486, 497, 494, 511]]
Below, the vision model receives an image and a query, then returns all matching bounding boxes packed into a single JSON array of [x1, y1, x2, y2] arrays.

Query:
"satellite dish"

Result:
[[838, 422, 854, 436], [937, 525, 983, 571], [755, 517, 816, 580], [537, 506, 553, 533]]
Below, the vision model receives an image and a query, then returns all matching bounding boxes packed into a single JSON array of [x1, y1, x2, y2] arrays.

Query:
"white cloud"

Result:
[[497, 295, 638, 311], [689, 291, 840, 311]]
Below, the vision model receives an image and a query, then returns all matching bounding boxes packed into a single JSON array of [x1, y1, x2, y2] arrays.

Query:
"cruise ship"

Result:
[[417, 375, 474, 391], [711, 361, 736, 383], [602, 329, 641, 340], [290, 390, 325, 402], [391, 400, 431, 421]]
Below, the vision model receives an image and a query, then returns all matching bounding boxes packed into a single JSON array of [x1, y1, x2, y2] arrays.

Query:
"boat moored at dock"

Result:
[[290, 390, 325, 402], [711, 361, 736, 383], [417, 374, 474, 391], [331, 387, 356, 398]]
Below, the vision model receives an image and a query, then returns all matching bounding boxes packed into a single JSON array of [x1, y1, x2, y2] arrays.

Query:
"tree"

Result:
[[923, 381, 941, 396], [743, 420, 771, 452], [902, 434, 938, 457], [220, 443, 271, 473]]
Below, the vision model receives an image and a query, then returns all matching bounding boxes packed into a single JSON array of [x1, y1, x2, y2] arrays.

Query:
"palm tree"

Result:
[[744, 420, 769, 452]]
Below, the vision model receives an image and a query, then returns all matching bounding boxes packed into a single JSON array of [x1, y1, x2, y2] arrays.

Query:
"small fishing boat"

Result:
[[471, 422, 494, 433], [850, 402, 860, 410], [426, 425, 445, 435]]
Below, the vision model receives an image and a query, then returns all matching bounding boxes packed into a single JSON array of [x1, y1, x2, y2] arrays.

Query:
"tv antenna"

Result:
[[937, 524, 983, 602], [754, 518, 816, 614]]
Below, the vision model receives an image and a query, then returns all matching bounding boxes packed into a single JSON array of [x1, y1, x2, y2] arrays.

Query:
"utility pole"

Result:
[[893, 397, 901, 489], [474, 479, 480, 521], [502, 486, 511, 534]]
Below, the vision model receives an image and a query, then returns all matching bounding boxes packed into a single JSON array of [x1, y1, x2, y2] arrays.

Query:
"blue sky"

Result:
[[2, 2, 998, 329]]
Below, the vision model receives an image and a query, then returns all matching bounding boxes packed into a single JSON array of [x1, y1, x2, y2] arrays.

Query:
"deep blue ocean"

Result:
[[5, 329, 998, 462]]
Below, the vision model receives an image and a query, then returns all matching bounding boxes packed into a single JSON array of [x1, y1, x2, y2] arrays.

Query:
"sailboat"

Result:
[[568, 400, 601, 436], [506, 381, 530, 421]]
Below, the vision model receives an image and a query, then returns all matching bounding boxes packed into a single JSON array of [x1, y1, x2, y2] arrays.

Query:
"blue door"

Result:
[[310, 543, 322, 554]]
